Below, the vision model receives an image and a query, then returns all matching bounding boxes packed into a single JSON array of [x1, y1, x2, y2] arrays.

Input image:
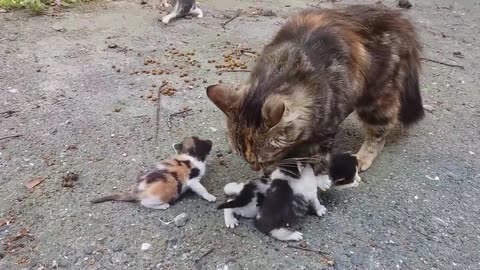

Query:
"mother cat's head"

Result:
[[206, 83, 314, 171]]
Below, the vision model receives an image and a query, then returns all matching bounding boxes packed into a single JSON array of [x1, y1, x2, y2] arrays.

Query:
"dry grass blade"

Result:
[[155, 82, 168, 141]]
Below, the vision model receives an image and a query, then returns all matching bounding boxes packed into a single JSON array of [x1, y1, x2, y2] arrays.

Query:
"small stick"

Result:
[[420, 57, 464, 69], [155, 82, 168, 141], [167, 108, 193, 127], [194, 247, 214, 263], [221, 10, 242, 29], [219, 69, 251, 73], [0, 135, 23, 141], [286, 244, 329, 256]]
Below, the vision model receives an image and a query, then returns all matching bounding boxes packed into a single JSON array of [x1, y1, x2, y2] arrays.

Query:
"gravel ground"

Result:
[[1, 0, 479, 269]]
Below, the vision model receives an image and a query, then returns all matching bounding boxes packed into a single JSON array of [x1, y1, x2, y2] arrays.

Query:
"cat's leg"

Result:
[[270, 228, 303, 241], [162, 12, 178, 24], [223, 182, 244, 196], [310, 197, 327, 217], [356, 121, 397, 171], [224, 207, 239, 228], [189, 7, 203, 18], [161, 1, 179, 24], [356, 90, 400, 171], [315, 174, 332, 191], [140, 198, 170, 210], [188, 181, 216, 202], [311, 150, 333, 191], [160, 0, 171, 7]]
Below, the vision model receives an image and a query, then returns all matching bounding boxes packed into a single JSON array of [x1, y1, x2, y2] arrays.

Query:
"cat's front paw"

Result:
[[315, 205, 327, 217], [204, 194, 216, 202], [316, 175, 332, 191], [225, 216, 239, 228]]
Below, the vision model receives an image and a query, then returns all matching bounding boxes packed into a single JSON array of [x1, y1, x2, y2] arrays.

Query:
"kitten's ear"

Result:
[[262, 95, 286, 128], [173, 143, 183, 154], [206, 84, 243, 116]]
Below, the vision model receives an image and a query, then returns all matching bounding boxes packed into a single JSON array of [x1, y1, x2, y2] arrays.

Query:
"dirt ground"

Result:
[[1, 0, 479, 269]]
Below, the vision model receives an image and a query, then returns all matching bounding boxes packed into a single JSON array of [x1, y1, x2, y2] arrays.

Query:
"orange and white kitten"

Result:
[[91, 136, 216, 209]]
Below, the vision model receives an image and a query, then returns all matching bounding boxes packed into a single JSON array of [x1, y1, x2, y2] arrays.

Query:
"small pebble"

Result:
[[174, 213, 189, 227], [83, 246, 94, 255], [423, 104, 434, 112], [141, 243, 151, 251]]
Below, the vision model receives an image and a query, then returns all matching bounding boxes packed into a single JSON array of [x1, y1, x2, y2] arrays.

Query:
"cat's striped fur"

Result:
[[206, 5, 424, 177]]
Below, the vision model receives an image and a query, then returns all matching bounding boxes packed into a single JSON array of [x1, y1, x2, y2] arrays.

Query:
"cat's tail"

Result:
[[399, 48, 424, 125], [91, 191, 138, 204], [217, 198, 249, 210]]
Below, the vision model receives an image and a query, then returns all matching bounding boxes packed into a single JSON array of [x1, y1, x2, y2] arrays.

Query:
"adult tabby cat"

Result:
[[206, 5, 424, 175]]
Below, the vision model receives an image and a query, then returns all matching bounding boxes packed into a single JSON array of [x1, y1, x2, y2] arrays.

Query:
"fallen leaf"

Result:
[[24, 177, 45, 189], [17, 256, 29, 264]]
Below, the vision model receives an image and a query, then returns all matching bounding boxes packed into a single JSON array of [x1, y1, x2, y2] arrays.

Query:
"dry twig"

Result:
[[155, 82, 168, 141], [286, 244, 329, 256], [221, 10, 242, 29], [0, 134, 23, 141], [194, 247, 214, 263], [420, 57, 464, 69], [219, 69, 251, 73]]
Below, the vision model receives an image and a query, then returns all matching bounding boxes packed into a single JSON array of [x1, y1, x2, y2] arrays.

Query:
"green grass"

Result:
[[0, 0, 91, 14], [0, 0, 46, 13]]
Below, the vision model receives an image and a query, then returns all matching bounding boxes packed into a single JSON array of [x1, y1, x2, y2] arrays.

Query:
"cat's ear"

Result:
[[262, 95, 286, 128], [263, 95, 306, 141], [206, 84, 243, 116], [173, 143, 183, 154]]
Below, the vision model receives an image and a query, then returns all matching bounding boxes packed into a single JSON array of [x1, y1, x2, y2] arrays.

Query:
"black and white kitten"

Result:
[[254, 164, 326, 241], [218, 154, 359, 238], [330, 153, 361, 189], [161, 0, 203, 24], [218, 177, 270, 228]]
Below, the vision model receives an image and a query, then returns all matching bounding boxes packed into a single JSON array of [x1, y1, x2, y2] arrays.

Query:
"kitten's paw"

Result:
[[316, 175, 332, 191], [204, 194, 216, 202], [315, 205, 327, 217], [161, 16, 170, 24], [288, 231, 303, 241], [225, 216, 239, 228]]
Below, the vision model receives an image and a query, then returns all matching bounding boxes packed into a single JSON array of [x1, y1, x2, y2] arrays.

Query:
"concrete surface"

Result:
[[1, 0, 479, 269]]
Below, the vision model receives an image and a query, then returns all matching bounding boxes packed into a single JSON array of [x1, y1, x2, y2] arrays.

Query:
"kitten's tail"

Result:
[[91, 191, 138, 204], [217, 198, 249, 210]]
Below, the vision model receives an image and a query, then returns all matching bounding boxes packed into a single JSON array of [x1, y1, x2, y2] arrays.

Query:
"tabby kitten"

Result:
[[206, 5, 424, 176], [91, 136, 216, 209]]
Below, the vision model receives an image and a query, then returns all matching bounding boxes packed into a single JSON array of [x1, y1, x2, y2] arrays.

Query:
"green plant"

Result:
[[0, 0, 46, 13]]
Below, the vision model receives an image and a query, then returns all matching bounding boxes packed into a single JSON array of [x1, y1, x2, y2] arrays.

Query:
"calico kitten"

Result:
[[218, 177, 269, 228], [330, 152, 361, 189], [206, 5, 424, 177], [255, 164, 326, 242], [91, 136, 216, 209], [161, 0, 203, 24]]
